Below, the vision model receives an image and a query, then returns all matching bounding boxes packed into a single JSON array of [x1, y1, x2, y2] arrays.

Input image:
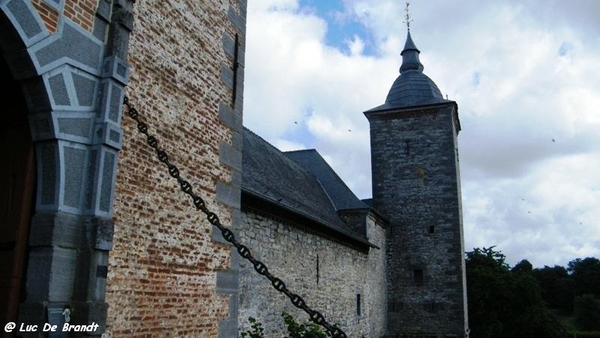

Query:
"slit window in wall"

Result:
[[429, 225, 435, 234], [356, 294, 361, 316], [414, 269, 424, 285], [404, 140, 411, 155], [316, 255, 319, 285], [231, 33, 240, 107]]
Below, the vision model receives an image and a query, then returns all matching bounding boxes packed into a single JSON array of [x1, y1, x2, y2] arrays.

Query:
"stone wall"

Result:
[[238, 208, 387, 338], [8, 0, 246, 336], [105, 0, 246, 336], [367, 103, 468, 336]]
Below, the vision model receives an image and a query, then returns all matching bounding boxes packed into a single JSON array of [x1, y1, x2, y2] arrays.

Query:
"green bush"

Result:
[[240, 312, 332, 338], [282, 312, 329, 338], [240, 317, 265, 338], [574, 295, 600, 331]]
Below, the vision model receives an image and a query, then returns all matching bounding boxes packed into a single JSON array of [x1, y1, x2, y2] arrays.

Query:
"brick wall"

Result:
[[63, 0, 96, 31], [238, 209, 387, 337], [103, 0, 245, 336], [31, 0, 96, 33], [31, 0, 59, 32], [5, 0, 244, 336]]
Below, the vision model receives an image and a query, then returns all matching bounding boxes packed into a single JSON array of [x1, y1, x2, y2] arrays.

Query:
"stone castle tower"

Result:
[[365, 31, 469, 336]]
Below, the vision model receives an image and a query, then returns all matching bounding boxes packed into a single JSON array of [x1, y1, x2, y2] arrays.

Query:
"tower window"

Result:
[[404, 140, 411, 155], [316, 255, 320, 285], [356, 294, 361, 316], [414, 269, 424, 285], [429, 225, 435, 234]]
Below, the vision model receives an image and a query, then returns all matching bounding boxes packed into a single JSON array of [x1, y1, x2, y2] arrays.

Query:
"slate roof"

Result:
[[284, 149, 368, 211], [367, 31, 450, 112], [241, 128, 372, 245]]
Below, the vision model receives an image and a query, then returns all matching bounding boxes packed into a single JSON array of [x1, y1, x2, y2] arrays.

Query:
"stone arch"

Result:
[[1, 0, 132, 333]]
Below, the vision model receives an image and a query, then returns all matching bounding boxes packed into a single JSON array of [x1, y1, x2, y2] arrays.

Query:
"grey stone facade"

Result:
[[366, 104, 468, 336], [238, 208, 387, 338]]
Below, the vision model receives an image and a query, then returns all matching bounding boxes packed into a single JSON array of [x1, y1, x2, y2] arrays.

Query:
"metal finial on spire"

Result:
[[403, 2, 413, 31]]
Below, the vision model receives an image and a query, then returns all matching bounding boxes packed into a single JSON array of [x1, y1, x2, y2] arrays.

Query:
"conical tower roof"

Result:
[[367, 31, 449, 112]]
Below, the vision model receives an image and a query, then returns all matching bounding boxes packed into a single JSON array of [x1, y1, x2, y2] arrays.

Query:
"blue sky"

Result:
[[298, 0, 377, 56], [243, 0, 600, 268]]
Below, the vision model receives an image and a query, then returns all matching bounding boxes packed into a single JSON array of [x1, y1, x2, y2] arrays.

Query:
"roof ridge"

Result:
[[242, 127, 312, 174], [285, 150, 368, 210], [242, 127, 333, 205], [284, 148, 317, 154]]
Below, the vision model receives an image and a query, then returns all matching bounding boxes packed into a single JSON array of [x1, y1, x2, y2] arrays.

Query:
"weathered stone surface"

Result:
[[367, 103, 468, 336], [104, 0, 246, 337], [238, 209, 387, 338]]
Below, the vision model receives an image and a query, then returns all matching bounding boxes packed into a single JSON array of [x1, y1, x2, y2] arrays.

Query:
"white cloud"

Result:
[[244, 0, 600, 267]]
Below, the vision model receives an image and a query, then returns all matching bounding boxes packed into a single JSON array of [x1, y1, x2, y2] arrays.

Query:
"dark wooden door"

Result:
[[0, 122, 35, 327], [0, 54, 36, 329]]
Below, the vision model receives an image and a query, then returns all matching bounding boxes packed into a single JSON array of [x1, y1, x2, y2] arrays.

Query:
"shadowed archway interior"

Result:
[[0, 50, 36, 332]]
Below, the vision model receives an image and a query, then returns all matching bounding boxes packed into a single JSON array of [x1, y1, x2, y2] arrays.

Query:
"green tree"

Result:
[[466, 247, 512, 338], [574, 294, 600, 331], [466, 247, 567, 338], [512, 259, 533, 274], [568, 257, 600, 297], [532, 265, 575, 313]]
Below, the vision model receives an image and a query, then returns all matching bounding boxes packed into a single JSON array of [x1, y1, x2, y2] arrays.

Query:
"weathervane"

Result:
[[403, 1, 413, 31]]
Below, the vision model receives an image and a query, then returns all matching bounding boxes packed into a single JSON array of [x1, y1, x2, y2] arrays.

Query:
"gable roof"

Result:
[[284, 149, 368, 211], [241, 128, 373, 247]]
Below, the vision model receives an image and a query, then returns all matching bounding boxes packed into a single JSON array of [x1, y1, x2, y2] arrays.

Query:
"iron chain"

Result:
[[123, 96, 347, 338]]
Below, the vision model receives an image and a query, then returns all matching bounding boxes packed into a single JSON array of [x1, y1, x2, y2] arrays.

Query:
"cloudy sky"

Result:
[[242, 0, 600, 268]]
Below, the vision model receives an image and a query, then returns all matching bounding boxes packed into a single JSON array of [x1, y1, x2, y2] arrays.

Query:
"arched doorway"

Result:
[[0, 50, 36, 329]]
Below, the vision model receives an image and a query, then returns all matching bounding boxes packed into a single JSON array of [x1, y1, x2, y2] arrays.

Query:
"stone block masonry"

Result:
[[367, 103, 468, 336], [238, 209, 387, 338]]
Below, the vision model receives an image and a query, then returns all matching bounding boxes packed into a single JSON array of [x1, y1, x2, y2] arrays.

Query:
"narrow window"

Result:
[[414, 269, 424, 285], [429, 225, 435, 234], [356, 294, 361, 316], [404, 140, 411, 155], [316, 255, 319, 285], [231, 33, 240, 107]]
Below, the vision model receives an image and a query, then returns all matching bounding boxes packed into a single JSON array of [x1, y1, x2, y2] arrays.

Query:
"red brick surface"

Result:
[[31, 0, 60, 32], [104, 0, 242, 336]]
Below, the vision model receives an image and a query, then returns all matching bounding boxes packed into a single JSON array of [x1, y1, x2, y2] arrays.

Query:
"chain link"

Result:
[[123, 96, 347, 338]]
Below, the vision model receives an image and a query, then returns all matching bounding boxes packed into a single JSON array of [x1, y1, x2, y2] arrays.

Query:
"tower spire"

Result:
[[403, 2, 413, 31], [399, 2, 423, 73]]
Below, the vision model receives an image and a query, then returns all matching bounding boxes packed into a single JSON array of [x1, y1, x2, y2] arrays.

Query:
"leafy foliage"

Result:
[[240, 312, 330, 338], [532, 265, 575, 313], [574, 295, 600, 331], [240, 317, 265, 338], [568, 257, 600, 298], [282, 312, 329, 338], [466, 247, 567, 338]]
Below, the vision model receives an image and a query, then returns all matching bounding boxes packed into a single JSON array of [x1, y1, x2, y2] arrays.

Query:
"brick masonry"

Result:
[[238, 208, 387, 338], [1, 0, 245, 336], [104, 0, 246, 336]]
